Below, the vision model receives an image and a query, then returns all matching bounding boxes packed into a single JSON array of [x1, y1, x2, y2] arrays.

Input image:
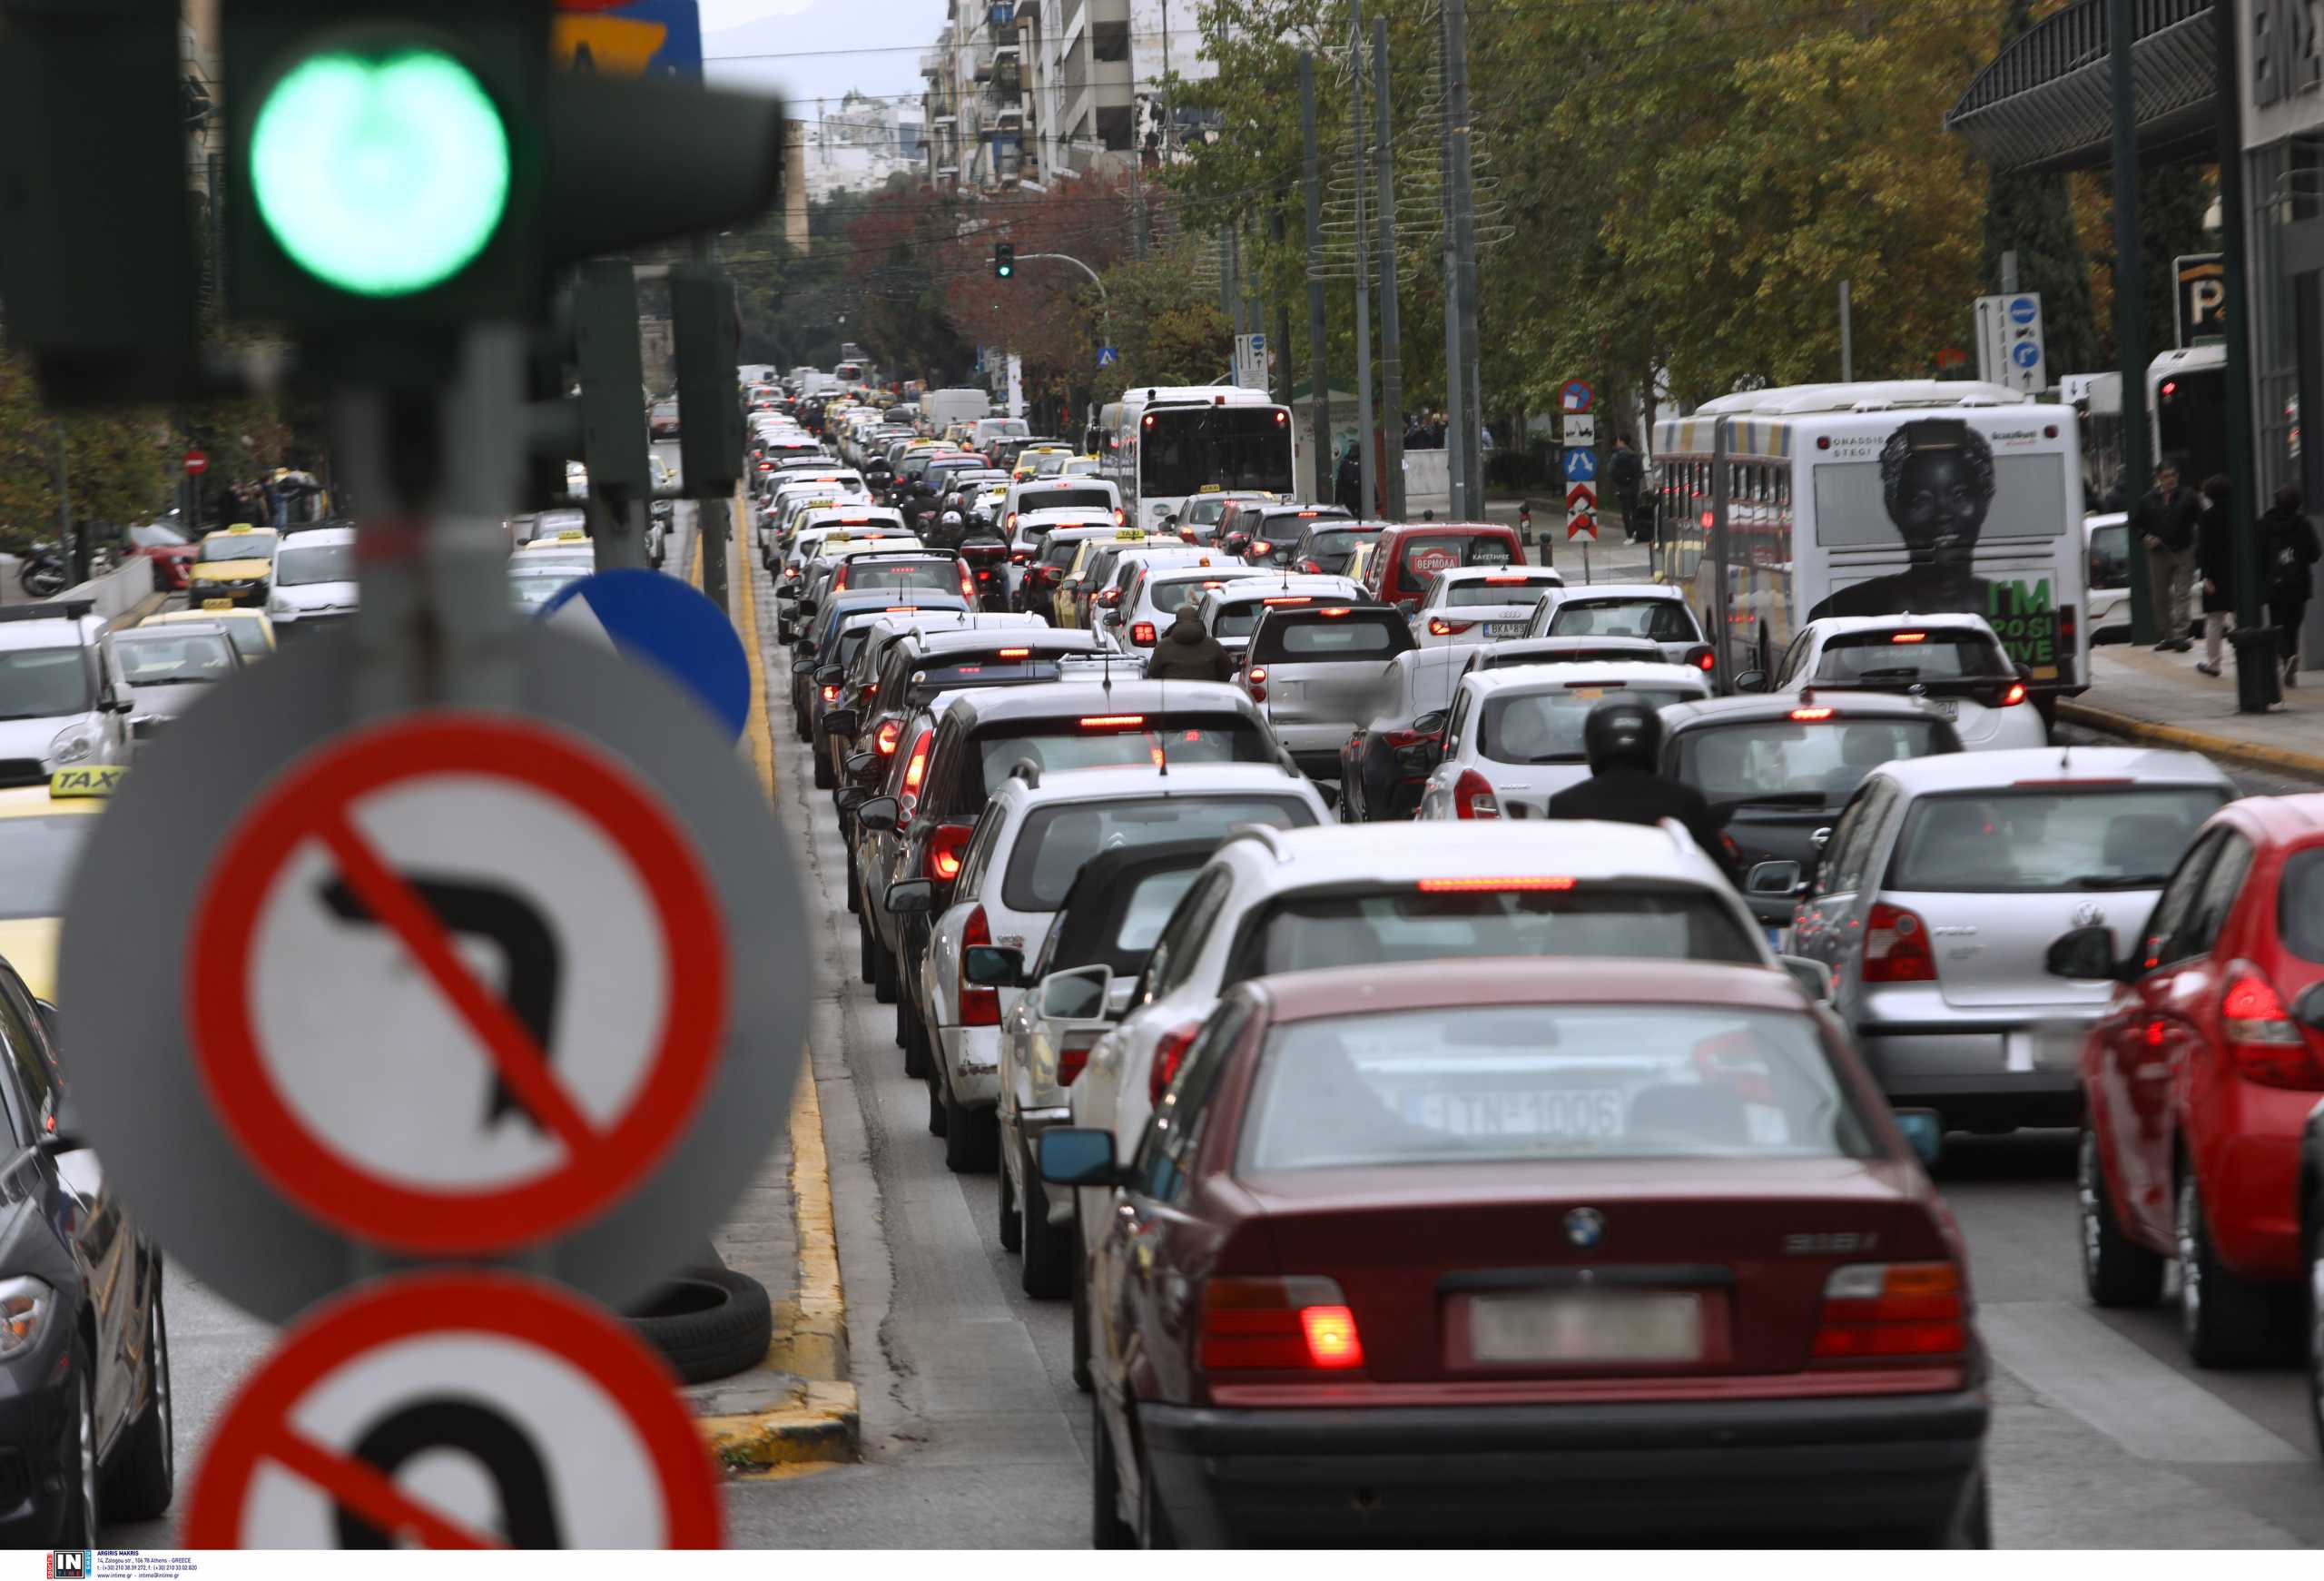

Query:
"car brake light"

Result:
[[820, 685, 840, 704], [1080, 714, 1146, 728], [1114, 508, 1126, 526], [959, 564, 978, 600], [1452, 767, 1500, 820], [1999, 681, 2027, 707], [960, 904, 1000, 1026], [784, 566, 800, 579], [1098, 588, 1121, 606], [1890, 632, 1927, 644], [1689, 646, 1717, 672], [1810, 1263, 1966, 1360], [875, 718, 902, 756], [1148, 1021, 1205, 1104], [1790, 707, 1836, 721], [999, 647, 1031, 658], [927, 821, 974, 883], [1263, 596, 1311, 606], [1484, 575, 1531, 585], [1245, 666, 1267, 704], [1296, 559, 1321, 574], [1058, 1031, 1098, 1086], [901, 735, 930, 797], [2221, 963, 2324, 1088], [1863, 901, 1935, 983], [1416, 875, 1572, 892], [1428, 618, 1475, 637], [1381, 727, 1440, 749], [1197, 1277, 1364, 1372], [1131, 622, 1157, 646]]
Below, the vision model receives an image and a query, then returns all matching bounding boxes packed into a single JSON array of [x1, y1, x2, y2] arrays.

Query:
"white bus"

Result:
[[1651, 380, 2090, 702], [1102, 385, 1300, 529]]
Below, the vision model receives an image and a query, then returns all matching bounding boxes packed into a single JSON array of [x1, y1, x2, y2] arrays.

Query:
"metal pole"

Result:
[[1374, 16, 1405, 523], [1227, 228, 1246, 340], [1348, 2, 1374, 519], [692, 235, 729, 615], [2110, 0, 2157, 647], [1838, 280, 1854, 383], [1300, 54, 1331, 505], [1445, 0, 1482, 515], [1273, 203, 1295, 410], [2000, 248, 2020, 294], [50, 422, 75, 588], [1439, 0, 1466, 520], [2212, 0, 2275, 707]]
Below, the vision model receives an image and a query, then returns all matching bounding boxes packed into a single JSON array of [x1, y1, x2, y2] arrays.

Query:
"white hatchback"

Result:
[[1417, 661, 1713, 820], [1759, 613, 2048, 752]]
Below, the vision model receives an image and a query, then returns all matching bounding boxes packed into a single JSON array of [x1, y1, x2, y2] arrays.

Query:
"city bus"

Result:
[[1651, 380, 2090, 703], [1102, 385, 1300, 529], [2150, 342, 2227, 487]]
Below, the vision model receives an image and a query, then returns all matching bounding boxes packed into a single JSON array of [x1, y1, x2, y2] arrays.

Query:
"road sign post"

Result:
[[1562, 388, 1599, 562], [1975, 292, 2047, 393]]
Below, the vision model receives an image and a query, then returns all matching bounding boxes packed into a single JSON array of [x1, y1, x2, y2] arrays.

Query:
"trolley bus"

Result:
[[1652, 380, 2089, 701], [1102, 385, 1299, 529]]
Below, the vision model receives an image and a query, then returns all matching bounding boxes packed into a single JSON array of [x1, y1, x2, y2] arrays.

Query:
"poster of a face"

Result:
[[1807, 419, 1997, 620]]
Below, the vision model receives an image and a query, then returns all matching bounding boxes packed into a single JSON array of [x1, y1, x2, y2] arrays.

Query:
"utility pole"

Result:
[[1300, 53, 1331, 504], [1349, 0, 1374, 519], [1439, 2, 1465, 520], [50, 422, 77, 588], [2211, 0, 2274, 707], [2109, 0, 2155, 647], [1273, 203, 1295, 410], [1444, 0, 1482, 516], [1374, 15, 1404, 522], [1838, 280, 1854, 383]]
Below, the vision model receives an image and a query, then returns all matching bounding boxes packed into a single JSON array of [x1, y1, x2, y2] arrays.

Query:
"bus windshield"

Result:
[[1139, 407, 1295, 498]]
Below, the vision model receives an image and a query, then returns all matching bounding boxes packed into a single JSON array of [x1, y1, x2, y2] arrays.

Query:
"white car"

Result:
[[1115, 562, 1272, 650], [1088, 545, 1223, 646], [2085, 512, 2132, 642], [1416, 661, 1712, 820], [1759, 613, 2048, 752], [1408, 565, 1567, 650], [1526, 580, 1712, 666], [1193, 575, 1369, 661], [265, 524, 359, 637]]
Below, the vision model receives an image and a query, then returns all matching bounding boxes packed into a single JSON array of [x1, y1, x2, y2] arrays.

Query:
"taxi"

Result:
[[0, 767, 123, 1003], [188, 524, 281, 609], [517, 530, 596, 571], [1011, 443, 1076, 483], [1054, 528, 1147, 628], [143, 606, 275, 664]]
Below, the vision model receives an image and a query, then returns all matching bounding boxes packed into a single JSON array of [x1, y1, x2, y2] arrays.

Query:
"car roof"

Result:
[[1146, 564, 1270, 586], [1546, 581, 1677, 600], [902, 627, 1102, 657], [1377, 521, 1511, 537], [940, 679, 1251, 726], [1250, 958, 1809, 1022], [1804, 612, 1999, 638], [1871, 746, 2231, 795], [121, 619, 230, 637], [1209, 819, 1731, 889], [278, 524, 357, 547], [1658, 690, 1957, 728], [0, 611, 103, 650], [1430, 565, 1564, 585], [991, 761, 1307, 807], [1462, 661, 1709, 697], [1206, 575, 1367, 602], [1480, 636, 1662, 663]]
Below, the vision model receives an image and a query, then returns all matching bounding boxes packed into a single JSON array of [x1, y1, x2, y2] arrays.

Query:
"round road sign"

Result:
[[187, 1270, 723, 1548], [60, 626, 809, 1322], [189, 713, 727, 1254], [184, 450, 210, 476]]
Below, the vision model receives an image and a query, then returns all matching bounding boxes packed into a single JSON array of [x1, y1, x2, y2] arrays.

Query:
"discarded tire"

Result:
[[625, 1265, 772, 1384]]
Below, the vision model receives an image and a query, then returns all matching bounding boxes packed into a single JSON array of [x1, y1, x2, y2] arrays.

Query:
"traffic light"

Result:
[[672, 265, 746, 500], [995, 243, 1015, 280], [573, 261, 649, 500]]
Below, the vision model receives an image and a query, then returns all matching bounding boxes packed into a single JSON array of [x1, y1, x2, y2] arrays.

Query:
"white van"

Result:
[[922, 388, 993, 438]]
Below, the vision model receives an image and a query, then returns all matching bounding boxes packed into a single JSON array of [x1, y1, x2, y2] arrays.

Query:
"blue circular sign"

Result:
[[538, 569, 752, 742], [2008, 297, 2038, 325], [2011, 341, 2041, 369]]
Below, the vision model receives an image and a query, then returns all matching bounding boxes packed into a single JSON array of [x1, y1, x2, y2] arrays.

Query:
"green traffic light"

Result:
[[249, 46, 511, 299]]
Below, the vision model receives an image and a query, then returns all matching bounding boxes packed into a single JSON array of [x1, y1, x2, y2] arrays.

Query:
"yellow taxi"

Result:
[[188, 524, 282, 609], [1054, 528, 1146, 628], [1060, 456, 1102, 477], [0, 767, 123, 1003], [518, 530, 596, 570], [1345, 539, 1378, 587], [1011, 443, 1076, 483], [143, 606, 275, 664]]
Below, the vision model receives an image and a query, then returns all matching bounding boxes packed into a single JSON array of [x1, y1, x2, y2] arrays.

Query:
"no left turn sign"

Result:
[[186, 1271, 723, 1548], [188, 714, 727, 1255]]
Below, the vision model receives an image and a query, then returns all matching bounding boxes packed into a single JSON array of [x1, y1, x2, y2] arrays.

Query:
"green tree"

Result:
[[0, 351, 175, 548]]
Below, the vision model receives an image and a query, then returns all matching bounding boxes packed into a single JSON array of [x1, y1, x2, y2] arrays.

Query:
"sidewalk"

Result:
[[2059, 640, 2324, 779]]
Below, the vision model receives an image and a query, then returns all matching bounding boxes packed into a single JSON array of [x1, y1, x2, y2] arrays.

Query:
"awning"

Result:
[[1945, 0, 2220, 175]]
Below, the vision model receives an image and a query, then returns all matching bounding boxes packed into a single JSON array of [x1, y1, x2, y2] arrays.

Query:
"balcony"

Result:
[[920, 49, 946, 77]]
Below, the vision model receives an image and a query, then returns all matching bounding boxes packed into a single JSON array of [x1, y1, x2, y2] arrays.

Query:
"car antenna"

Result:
[[1155, 667, 1169, 777]]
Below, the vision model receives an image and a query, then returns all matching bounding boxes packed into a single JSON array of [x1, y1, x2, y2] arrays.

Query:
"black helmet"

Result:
[[1583, 698, 1662, 775]]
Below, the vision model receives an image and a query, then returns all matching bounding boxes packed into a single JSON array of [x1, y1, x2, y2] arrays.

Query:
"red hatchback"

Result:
[[1042, 960, 1989, 1547], [2055, 795, 2324, 1365]]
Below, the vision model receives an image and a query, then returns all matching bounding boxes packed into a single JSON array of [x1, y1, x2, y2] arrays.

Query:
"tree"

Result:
[[1982, 0, 2100, 375], [0, 351, 175, 548]]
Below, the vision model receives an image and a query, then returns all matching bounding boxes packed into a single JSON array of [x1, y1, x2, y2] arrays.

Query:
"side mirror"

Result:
[[963, 944, 1027, 988], [1747, 859, 1805, 897], [823, 709, 860, 739], [815, 665, 843, 687], [884, 879, 934, 915], [792, 657, 817, 675], [836, 786, 868, 815], [844, 750, 876, 776], [1037, 1127, 1125, 1188], [857, 795, 901, 833], [1892, 1108, 1943, 1169], [2043, 924, 2123, 983], [1777, 954, 1833, 1002], [1397, 598, 1419, 617], [1039, 963, 1115, 1021], [1734, 668, 1770, 695]]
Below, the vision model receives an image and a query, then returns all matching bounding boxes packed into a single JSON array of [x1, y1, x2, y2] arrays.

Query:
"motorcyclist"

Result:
[[1543, 698, 1736, 879]]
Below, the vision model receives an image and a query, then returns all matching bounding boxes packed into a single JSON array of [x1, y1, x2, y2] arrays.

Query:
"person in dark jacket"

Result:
[[2195, 473, 2236, 677], [2132, 462, 2201, 650], [2262, 486, 2321, 687], [1608, 435, 1647, 543], [1543, 699, 1736, 883], [1146, 605, 1235, 682], [1334, 442, 1364, 517]]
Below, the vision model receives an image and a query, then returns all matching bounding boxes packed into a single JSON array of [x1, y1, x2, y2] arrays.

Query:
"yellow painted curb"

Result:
[[2057, 697, 2324, 782]]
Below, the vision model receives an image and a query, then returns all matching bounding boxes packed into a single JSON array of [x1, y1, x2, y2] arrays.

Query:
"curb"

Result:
[[686, 499, 861, 1471], [2056, 697, 2324, 782]]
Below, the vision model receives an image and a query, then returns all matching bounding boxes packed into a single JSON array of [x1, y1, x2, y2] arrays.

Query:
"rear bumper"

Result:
[[940, 1023, 1001, 1106], [1859, 1019, 2083, 1124], [1137, 1388, 1987, 1545]]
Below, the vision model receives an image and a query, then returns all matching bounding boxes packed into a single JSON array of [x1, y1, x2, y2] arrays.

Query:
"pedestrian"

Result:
[[1146, 605, 1235, 682], [1334, 441, 1363, 516], [2194, 473, 2235, 677], [1403, 414, 1432, 450], [1609, 433, 1646, 544], [2262, 485, 2320, 688], [2132, 462, 2201, 651]]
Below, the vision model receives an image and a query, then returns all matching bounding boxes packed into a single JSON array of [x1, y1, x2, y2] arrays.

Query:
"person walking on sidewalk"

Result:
[[2134, 462, 2201, 651], [1609, 435, 1646, 544], [2195, 474, 2236, 677], [2263, 485, 2321, 688]]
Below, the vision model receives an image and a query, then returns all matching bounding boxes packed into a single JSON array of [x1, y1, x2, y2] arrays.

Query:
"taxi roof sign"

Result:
[[51, 766, 124, 799]]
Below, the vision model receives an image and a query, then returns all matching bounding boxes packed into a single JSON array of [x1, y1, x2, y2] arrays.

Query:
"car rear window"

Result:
[[1212, 598, 1310, 640], [1482, 687, 1704, 765], [1237, 1004, 1871, 1171], [1399, 533, 1515, 580], [1547, 598, 1698, 642], [1674, 718, 1953, 809], [1304, 528, 1378, 559], [1002, 795, 1316, 910], [1443, 576, 1561, 608], [2278, 850, 2324, 963], [971, 716, 1275, 795], [1152, 577, 1243, 614], [1250, 612, 1413, 663], [1226, 883, 1760, 983], [1024, 488, 1114, 512], [907, 658, 1063, 701], [1812, 631, 2012, 685], [1886, 787, 2223, 894], [843, 561, 958, 594]]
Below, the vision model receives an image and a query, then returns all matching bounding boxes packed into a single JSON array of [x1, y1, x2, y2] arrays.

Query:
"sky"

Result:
[[697, 0, 931, 119]]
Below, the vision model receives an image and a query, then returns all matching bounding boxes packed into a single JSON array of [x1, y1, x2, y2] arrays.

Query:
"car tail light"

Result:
[[1790, 707, 1836, 721], [1197, 1277, 1364, 1372], [1080, 714, 1146, 728], [1148, 1020, 1205, 1103], [1056, 1029, 1100, 1087], [926, 821, 974, 883], [1010, 550, 1029, 564], [958, 564, 978, 601], [960, 904, 1000, 1026], [2221, 963, 2324, 1088], [1131, 622, 1157, 646], [1296, 559, 1321, 574], [1098, 588, 1121, 607], [1484, 575, 1531, 585], [784, 566, 801, 579], [1689, 645, 1717, 672], [1998, 680, 2027, 707], [1262, 596, 1311, 607], [1810, 1263, 1966, 1360], [820, 685, 840, 704], [1452, 767, 1501, 819], [998, 647, 1031, 658], [901, 733, 931, 800], [1114, 508, 1127, 526], [1863, 901, 1935, 983], [1417, 875, 1572, 892], [1890, 632, 1927, 644], [1245, 666, 1267, 704], [1381, 727, 1439, 749], [875, 718, 902, 756], [1428, 618, 1474, 637]]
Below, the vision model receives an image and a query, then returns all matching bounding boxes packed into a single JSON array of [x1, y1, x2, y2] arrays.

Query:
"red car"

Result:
[[1042, 959, 1989, 1547], [128, 521, 196, 591], [2057, 794, 2324, 1366], [1361, 521, 1526, 615]]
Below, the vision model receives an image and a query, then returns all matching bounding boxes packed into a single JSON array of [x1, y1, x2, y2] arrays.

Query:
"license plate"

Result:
[[1925, 697, 1959, 720], [1408, 1087, 1624, 1139], [202, 598, 232, 610], [1489, 621, 1527, 637], [1468, 1290, 1704, 1365]]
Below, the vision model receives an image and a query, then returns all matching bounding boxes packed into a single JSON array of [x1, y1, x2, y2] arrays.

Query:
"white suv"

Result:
[[1116, 563, 1271, 650], [266, 524, 358, 637]]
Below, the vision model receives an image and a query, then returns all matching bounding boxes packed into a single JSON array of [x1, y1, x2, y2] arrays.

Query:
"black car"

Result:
[[0, 959, 172, 1542]]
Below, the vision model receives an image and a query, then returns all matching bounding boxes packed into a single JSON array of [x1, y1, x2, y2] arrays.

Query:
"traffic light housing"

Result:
[[995, 243, 1015, 280], [574, 261, 649, 500], [672, 265, 745, 500]]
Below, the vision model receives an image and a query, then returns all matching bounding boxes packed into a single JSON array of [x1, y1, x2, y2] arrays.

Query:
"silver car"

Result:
[[1784, 746, 2232, 1131], [1239, 601, 1416, 782]]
